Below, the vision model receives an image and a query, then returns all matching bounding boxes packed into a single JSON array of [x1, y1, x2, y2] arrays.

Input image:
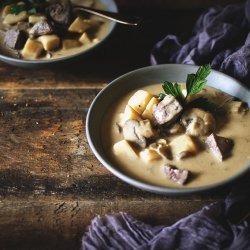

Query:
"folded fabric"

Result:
[[151, 0, 250, 86], [81, 179, 250, 250]]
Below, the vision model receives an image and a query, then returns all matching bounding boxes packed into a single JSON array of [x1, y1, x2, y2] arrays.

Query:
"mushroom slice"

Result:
[[181, 108, 216, 136], [153, 95, 183, 125], [149, 139, 171, 159], [122, 119, 155, 148]]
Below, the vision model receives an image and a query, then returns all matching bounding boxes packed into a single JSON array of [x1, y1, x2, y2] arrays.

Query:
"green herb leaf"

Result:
[[187, 97, 218, 112], [162, 81, 184, 102], [186, 64, 211, 97], [10, 4, 26, 14], [158, 93, 166, 101], [28, 7, 37, 14]]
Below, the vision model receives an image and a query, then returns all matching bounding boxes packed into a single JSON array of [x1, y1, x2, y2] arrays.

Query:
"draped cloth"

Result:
[[151, 0, 250, 86]]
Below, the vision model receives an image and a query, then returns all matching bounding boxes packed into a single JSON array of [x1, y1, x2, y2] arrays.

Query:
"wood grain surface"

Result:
[[0, 8, 243, 250]]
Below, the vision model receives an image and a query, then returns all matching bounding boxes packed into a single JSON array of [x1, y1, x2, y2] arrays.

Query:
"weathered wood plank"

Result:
[[0, 195, 220, 250]]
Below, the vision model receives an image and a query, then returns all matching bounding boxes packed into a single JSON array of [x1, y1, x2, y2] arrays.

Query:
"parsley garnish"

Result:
[[159, 64, 217, 112], [186, 64, 211, 97], [10, 4, 26, 15], [187, 97, 217, 112], [161, 81, 184, 101]]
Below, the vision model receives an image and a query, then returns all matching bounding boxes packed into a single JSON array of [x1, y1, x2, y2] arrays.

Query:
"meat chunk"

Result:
[[4, 29, 27, 49], [29, 20, 53, 37], [153, 95, 183, 125], [47, 0, 71, 26], [123, 119, 155, 148], [163, 164, 189, 185], [181, 108, 216, 136], [205, 133, 234, 161]]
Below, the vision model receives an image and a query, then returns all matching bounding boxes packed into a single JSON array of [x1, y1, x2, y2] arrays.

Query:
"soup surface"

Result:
[[0, 0, 111, 60], [102, 84, 250, 188]]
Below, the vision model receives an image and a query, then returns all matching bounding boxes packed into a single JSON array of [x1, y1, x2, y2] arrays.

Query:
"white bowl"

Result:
[[86, 64, 250, 195]]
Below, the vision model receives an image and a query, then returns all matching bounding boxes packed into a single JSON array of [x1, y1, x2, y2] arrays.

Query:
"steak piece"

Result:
[[4, 29, 27, 49], [29, 20, 53, 37], [163, 164, 189, 185], [205, 133, 234, 161], [153, 95, 183, 125], [47, 0, 71, 27]]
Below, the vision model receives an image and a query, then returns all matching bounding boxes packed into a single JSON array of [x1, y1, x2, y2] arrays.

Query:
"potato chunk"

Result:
[[21, 38, 43, 59], [2, 5, 12, 17], [140, 148, 161, 162], [113, 140, 138, 159], [38, 35, 60, 51], [79, 32, 91, 44], [142, 97, 159, 122], [28, 15, 46, 24], [3, 11, 28, 25], [170, 134, 198, 160], [68, 17, 91, 33], [119, 105, 141, 127], [62, 39, 81, 49], [128, 90, 152, 115]]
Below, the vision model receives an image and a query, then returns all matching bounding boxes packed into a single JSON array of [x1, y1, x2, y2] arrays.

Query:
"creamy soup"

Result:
[[102, 84, 250, 188], [0, 0, 111, 60]]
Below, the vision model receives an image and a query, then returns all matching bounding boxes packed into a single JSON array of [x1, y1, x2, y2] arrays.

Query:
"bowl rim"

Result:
[[86, 64, 250, 195], [0, 0, 118, 65]]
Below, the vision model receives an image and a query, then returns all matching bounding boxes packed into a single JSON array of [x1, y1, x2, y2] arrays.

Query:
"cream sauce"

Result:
[[102, 84, 250, 188]]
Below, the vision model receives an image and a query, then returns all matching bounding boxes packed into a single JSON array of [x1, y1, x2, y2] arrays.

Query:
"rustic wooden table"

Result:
[[0, 8, 243, 250]]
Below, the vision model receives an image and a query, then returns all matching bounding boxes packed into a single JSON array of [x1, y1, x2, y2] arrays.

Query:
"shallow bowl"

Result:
[[0, 0, 117, 68], [86, 64, 250, 195]]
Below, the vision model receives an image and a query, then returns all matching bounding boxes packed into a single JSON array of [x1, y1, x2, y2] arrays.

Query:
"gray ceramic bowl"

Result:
[[86, 64, 250, 195], [0, 0, 117, 68]]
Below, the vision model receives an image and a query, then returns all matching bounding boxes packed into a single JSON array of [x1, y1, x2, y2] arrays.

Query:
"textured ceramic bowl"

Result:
[[86, 64, 250, 195], [0, 0, 117, 68]]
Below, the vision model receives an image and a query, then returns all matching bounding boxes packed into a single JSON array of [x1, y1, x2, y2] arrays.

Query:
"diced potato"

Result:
[[128, 90, 152, 115], [79, 32, 91, 44], [141, 97, 159, 122], [68, 17, 91, 33], [38, 35, 60, 51], [113, 140, 138, 159], [62, 39, 81, 50], [3, 11, 28, 25], [140, 148, 161, 162], [21, 38, 43, 59], [170, 134, 198, 160], [2, 5, 12, 17], [28, 15, 46, 24], [118, 105, 141, 127], [124, 105, 141, 120]]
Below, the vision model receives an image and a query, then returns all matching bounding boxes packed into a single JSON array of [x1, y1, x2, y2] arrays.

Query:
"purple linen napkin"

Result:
[[81, 181, 250, 250], [151, 0, 250, 86]]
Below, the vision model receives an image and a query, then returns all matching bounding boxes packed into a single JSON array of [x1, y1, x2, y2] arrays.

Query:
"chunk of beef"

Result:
[[4, 29, 27, 49], [163, 164, 189, 185], [205, 133, 234, 161], [47, 0, 71, 27], [29, 20, 53, 37], [153, 95, 183, 125]]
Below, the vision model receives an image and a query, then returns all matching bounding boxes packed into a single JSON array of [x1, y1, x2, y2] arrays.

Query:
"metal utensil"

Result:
[[74, 6, 142, 26]]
